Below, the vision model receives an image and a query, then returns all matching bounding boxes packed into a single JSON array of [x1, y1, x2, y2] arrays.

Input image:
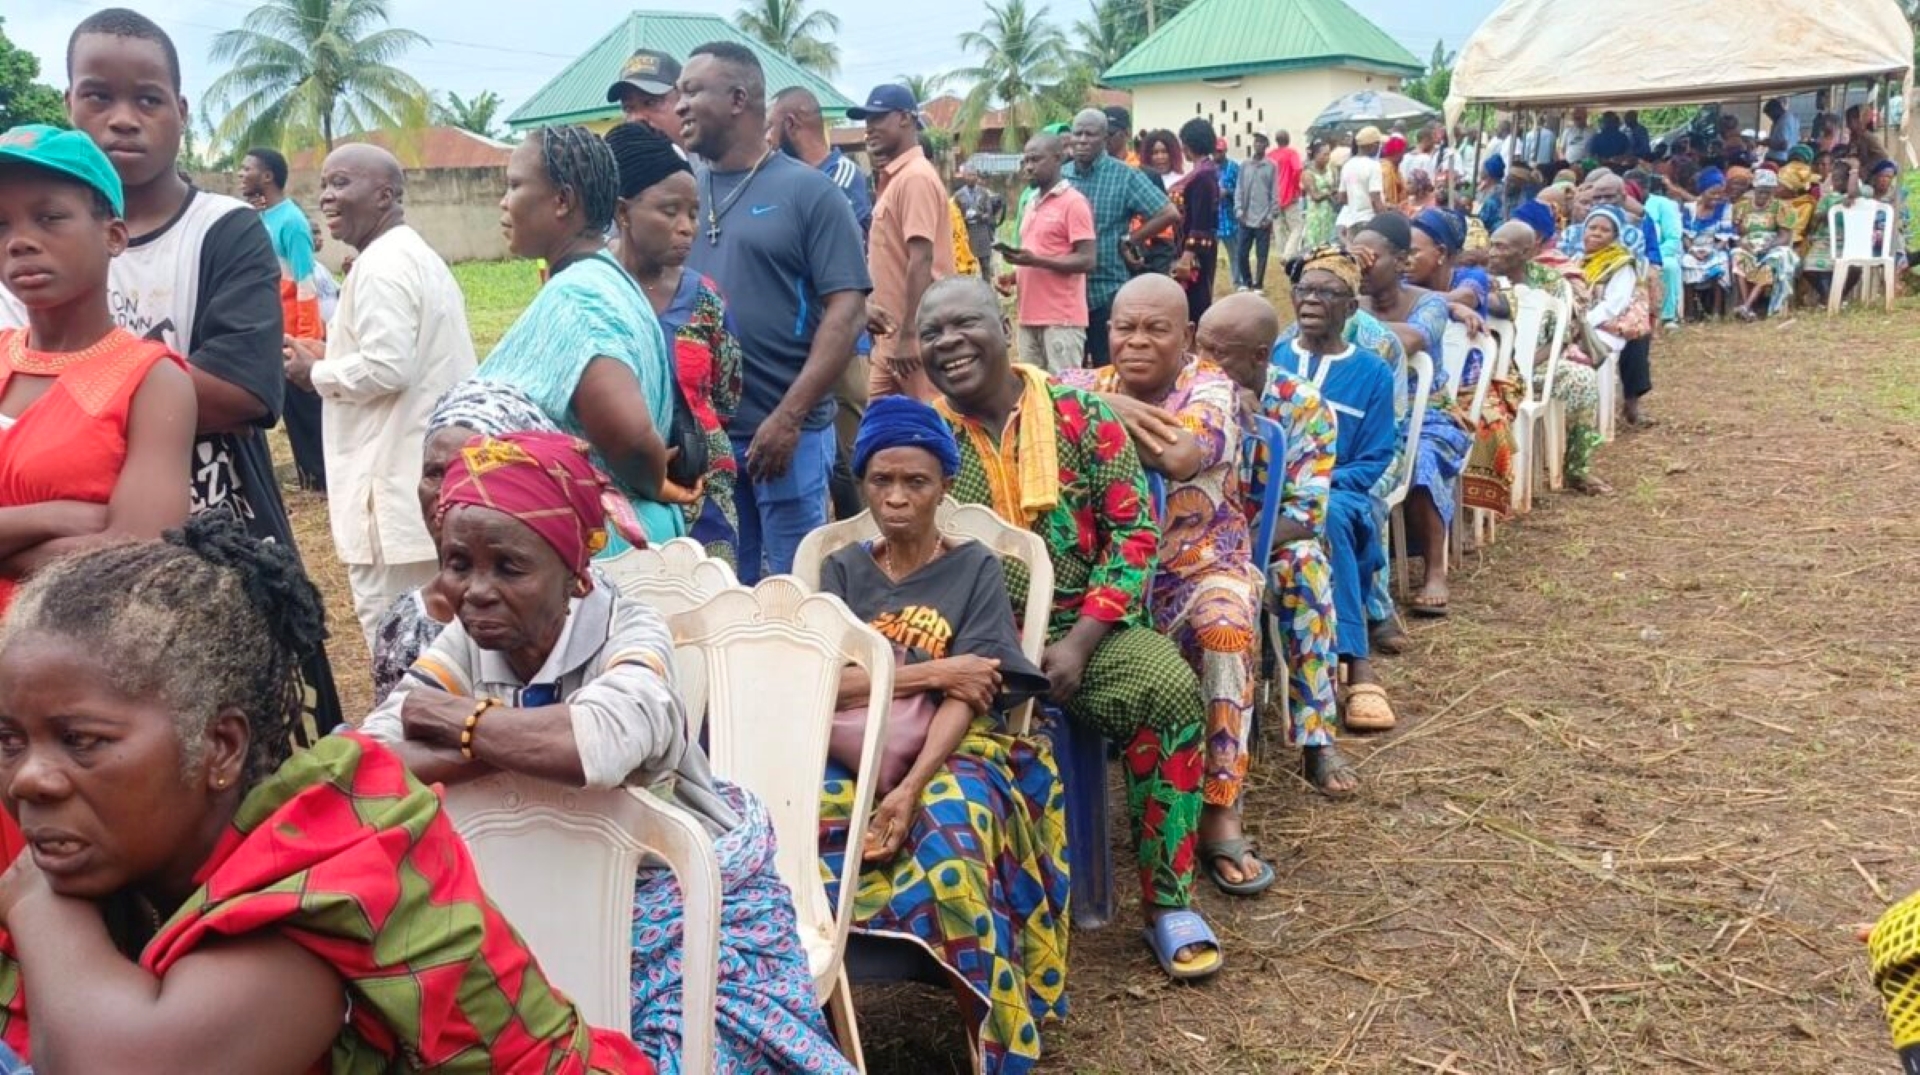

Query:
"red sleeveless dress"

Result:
[[0, 326, 186, 864]]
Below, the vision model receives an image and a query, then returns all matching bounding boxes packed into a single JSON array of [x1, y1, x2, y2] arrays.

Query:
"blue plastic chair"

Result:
[[1145, 470, 1168, 523], [1240, 415, 1288, 750], [1043, 705, 1115, 929]]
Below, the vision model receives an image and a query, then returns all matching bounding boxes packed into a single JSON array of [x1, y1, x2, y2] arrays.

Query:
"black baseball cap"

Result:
[[1103, 105, 1131, 133], [605, 49, 680, 101], [846, 84, 923, 126]]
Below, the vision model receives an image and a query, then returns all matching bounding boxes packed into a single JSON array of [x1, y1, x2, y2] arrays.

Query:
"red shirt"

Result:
[[1268, 145, 1305, 207], [1016, 182, 1096, 328]]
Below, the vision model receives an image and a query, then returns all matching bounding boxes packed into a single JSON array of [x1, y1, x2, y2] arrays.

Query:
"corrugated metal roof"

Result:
[[1102, 0, 1423, 87], [506, 10, 856, 130]]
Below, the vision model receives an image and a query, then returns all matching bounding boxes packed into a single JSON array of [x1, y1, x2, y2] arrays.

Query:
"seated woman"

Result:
[[1488, 211, 1610, 495], [1680, 168, 1736, 319], [0, 516, 650, 1074], [1273, 248, 1402, 735], [369, 379, 559, 703], [816, 395, 1065, 1075], [362, 431, 849, 1074], [607, 122, 743, 568], [1730, 170, 1798, 320], [1403, 207, 1522, 611], [0, 125, 196, 613], [478, 124, 696, 550], [1799, 160, 1853, 303], [1061, 274, 1274, 893], [1576, 207, 1642, 437]]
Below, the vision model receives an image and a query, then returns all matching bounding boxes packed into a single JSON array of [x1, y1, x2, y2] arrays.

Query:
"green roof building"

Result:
[[1101, 0, 1423, 155], [505, 10, 856, 132]]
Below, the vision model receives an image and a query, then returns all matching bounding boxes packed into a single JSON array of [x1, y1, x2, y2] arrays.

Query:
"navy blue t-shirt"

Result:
[[687, 153, 870, 435]]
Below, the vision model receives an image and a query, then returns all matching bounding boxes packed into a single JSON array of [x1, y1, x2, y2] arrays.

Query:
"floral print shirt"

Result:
[[942, 382, 1159, 633], [1059, 359, 1251, 585], [1252, 369, 1336, 537]]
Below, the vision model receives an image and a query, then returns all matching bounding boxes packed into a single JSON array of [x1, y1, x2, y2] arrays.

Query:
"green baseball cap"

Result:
[[0, 124, 126, 218]]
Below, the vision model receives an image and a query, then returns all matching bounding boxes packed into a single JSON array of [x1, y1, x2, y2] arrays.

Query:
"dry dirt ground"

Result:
[[276, 299, 1919, 1075]]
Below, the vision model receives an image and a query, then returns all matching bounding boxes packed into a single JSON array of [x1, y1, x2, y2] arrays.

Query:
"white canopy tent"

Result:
[[1445, 0, 1913, 125]]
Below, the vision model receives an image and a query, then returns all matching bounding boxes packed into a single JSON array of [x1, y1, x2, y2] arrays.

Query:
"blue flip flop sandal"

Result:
[[1142, 909, 1224, 981]]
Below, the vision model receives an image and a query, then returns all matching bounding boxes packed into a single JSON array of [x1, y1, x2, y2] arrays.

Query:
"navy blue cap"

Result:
[[846, 84, 922, 125]]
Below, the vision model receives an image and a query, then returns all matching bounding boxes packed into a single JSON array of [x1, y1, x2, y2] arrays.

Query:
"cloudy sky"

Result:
[[8, 0, 1504, 131]]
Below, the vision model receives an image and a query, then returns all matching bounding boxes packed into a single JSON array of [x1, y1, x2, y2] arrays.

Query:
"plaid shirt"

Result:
[[1064, 153, 1172, 309]]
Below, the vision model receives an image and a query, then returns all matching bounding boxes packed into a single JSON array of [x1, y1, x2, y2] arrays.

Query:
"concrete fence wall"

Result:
[[191, 165, 511, 268]]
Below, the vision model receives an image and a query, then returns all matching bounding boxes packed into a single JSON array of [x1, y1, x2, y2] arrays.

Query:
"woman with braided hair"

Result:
[[608, 121, 744, 567], [477, 123, 696, 551], [0, 515, 653, 1074]]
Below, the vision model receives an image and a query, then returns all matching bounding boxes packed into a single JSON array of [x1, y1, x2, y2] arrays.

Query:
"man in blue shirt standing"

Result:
[[681, 42, 870, 580]]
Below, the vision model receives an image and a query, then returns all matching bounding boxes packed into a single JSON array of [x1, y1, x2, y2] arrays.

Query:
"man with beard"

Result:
[[605, 48, 683, 150], [0, 8, 343, 736], [679, 41, 868, 580]]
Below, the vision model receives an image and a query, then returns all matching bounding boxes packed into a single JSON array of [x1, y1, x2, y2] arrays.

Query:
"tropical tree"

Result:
[[1069, 0, 1133, 77], [895, 72, 952, 108], [0, 16, 66, 129], [734, 0, 841, 79], [206, 0, 428, 153], [954, 0, 1070, 149], [433, 90, 504, 139], [1401, 40, 1456, 110]]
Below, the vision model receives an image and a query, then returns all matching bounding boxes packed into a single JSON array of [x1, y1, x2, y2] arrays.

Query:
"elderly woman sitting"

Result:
[[362, 431, 851, 1074], [0, 516, 649, 1074], [1731, 170, 1799, 320], [816, 395, 1063, 1075], [370, 379, 561, 703]]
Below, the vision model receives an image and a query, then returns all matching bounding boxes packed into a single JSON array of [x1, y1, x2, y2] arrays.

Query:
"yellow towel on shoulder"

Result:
[[936, 364, 1059, 527]]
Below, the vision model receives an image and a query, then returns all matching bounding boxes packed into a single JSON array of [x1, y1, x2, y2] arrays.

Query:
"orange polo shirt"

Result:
[[867, 143, 955, 401]]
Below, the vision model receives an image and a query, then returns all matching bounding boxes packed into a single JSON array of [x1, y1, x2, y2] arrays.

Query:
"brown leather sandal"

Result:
[[1342, 682, 1397, 732]]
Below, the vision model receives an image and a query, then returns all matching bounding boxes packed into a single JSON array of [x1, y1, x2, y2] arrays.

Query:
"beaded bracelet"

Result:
[[460, 698, 499, 761]]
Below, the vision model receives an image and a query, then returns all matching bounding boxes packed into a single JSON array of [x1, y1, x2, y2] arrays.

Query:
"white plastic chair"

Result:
[[1451, 326, 1502, 560], [669, 580, 894, 1069], [443, 774, 722, 1075], [1507, 285, 1570, 514], [792, 497, 1053, 735], [598, 539, 742, 738], [1385, 351, 1434, 599], [1827, 198, 1898, 314]]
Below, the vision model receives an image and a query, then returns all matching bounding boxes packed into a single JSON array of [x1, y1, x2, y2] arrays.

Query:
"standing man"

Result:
[[31, 7, 343, 736], [238, 145, 325, 492], [606, 49, 683, 148], [767, 83, 872, 520], [1233, 133, 1277, 291], [679, 42, 869, 581], [1268, 129, 1305, 264], [1560, 106, 1592, 162], [1002, 132, 1093, 373], [1064, 107, 1179, 367], [1337, 126, 1387, 237], [1104, 104, 1139, 166], [282, 144, 475, 648], [1402, 124, 1438, 187], [1625, 111, 1654, 160], [1525, 114, 1557, 168], [1762, 98, 1800, 164], [1213, 138, 1239, 284], [849, 83, 954, 402], [953, 166, 1002, 278]]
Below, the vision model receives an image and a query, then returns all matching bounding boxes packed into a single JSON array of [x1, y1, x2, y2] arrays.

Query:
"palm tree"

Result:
[[434, 90, 504, 139], [954, 0, 1069, 149], [734, 0, 841, 79], [207, 0, 428, 153], [1070, 0, 1133, 77], [895, 72, 952, 108]]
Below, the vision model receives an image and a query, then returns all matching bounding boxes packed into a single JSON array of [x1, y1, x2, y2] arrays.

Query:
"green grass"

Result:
[[451, 260, 542, 355]]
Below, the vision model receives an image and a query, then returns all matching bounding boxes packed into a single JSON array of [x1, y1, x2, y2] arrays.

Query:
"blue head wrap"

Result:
[[853, 394, 961, 478], [1484, 153, 1507, 181], [1411, 207, 1467, 255], [1697, 166, 1726, 192], [1512, 199, 1557, 242], [1583, 204, 1629, 242]]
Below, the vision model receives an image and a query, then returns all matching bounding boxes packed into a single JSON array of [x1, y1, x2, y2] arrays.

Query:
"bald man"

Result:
[[1065, 106, 1179, 367], [287, 142, 476, 646], [1003, 131, 1093, 373], [919, 275, 1224, 974], [1060, 275, 1280, 888], [1195, 294, 1355, 796]]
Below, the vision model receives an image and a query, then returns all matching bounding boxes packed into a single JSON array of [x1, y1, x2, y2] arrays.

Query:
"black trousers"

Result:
[[1620, 335, 1653, 399], [1234, 224, 1272, 288], [282, 379, 327, 491]]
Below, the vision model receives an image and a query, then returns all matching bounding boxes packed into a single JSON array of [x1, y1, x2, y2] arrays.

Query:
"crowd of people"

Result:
[[0, 6, 1916, 1074]]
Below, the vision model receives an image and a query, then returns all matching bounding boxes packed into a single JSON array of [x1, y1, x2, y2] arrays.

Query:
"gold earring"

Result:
[[215, 776, 229, 789]]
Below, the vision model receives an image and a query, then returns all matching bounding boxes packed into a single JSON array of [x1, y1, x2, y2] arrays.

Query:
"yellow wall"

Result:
[[1131, 66, 1407, 157]]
